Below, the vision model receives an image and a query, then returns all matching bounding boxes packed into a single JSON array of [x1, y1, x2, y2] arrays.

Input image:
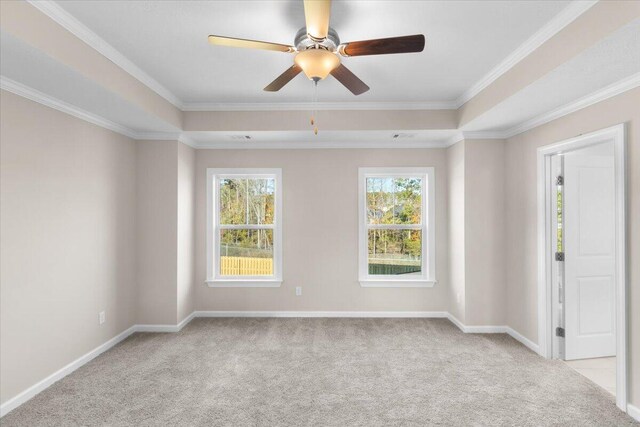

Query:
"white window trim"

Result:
[[358, 167, 436, 288], [206, 168, 283, 287]]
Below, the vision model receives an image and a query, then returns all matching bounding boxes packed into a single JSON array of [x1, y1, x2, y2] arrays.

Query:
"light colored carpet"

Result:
[[2, 318, 637, 426]]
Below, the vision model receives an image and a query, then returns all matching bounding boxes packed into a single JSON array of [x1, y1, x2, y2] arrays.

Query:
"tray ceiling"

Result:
[[56, 0, 570, 104]]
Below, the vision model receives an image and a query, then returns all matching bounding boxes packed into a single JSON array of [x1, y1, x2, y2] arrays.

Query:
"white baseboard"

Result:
[[446, 313, 466, 331], [0, 310, 550, 419], [0, 325, 136, 417], [446, 315, 540, 356], [506, 327, 540, 354], [446, 313, 507, 333], [177, 312, 196, 330], [135, 324, 181, 333], [628, 403, 640, 422], [0, 315, 199, 417], [135, 312, 196, 333], [194, 310, 449, 318], [464, 325, 508, 333]]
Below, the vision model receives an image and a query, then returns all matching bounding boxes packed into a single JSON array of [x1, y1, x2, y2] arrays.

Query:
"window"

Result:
[[206, 169, 282, 287], [358, 167, 436, 287]]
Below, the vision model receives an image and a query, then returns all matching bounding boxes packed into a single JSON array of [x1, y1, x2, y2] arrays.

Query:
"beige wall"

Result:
[[447, 141, 466, 322], [136, 140, 196, 325], [446, 139, 507, 326], [505, 87, 640, 406], [177, 143, 196, 323], [0, 91, 137, 404], [183, 110, 457, 132], [135, 140, 178, 324], [195, 149, 450, 312], [464, 140, 506, 326]]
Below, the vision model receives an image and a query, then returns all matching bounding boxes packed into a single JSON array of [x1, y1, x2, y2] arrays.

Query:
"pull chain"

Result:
[[311, 80, 318, 135]]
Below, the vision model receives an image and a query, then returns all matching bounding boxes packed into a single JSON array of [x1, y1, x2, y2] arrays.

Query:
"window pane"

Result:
[[366, 177, 395, 224], [368, 229, 422, 276], [394, 178, 422, 225], [220, 178, 275, 225], [219, 178, 247, 225], [366, 177, 421, 225], [247, 179, 275, 225], [220, 229, 273, 276]]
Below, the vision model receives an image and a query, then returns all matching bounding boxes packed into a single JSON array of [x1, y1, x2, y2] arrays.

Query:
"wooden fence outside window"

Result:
[[220, 256, 273, 276]]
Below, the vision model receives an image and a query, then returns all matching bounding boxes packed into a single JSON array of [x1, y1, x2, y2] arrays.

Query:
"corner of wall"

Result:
[[463, 139, 507, 326], [446, 139, 508, 327], [177, 142, 196, 324], [446, 140, 466, 323], [135, 140, 179, 325]]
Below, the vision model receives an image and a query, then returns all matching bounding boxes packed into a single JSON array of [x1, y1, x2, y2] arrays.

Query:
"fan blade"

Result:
[[208, 35, 294, 53], [264, 65, 303, 91], [330, 64, 369, 95], [339, 34, 425, 57], [304, 0, 331, 40]]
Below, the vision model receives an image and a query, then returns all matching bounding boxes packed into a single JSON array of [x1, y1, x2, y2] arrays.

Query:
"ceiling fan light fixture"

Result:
[[209, 0, 425, 95], [294, 49, 340, 81]]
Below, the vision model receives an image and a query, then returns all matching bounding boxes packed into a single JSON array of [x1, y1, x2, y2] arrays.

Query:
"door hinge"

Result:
[[556, 176, 564, 186], [555, 252, 564, 261], [556, 327, 565, 338]]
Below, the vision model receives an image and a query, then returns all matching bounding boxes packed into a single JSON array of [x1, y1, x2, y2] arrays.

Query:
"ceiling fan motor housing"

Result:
[[293, 27, 342, 81], [295, 27, 341, 52]]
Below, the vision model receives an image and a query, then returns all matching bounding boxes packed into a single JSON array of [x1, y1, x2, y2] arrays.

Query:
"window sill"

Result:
[[359, 280, 437, 288], [206, 280, 282, 288]]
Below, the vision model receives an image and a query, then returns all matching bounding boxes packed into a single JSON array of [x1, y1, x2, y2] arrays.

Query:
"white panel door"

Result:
[[564, 141, 616, 360]]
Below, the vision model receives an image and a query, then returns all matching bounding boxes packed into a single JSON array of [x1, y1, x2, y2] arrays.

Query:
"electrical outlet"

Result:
[[99, 311, 106, 325], [295, 286, 302, 296]]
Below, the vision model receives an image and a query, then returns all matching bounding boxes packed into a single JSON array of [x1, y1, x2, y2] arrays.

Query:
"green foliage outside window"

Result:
[[219, 178, 274, 257], [366, 177, 423, 275], [366, 177, 421, 226]]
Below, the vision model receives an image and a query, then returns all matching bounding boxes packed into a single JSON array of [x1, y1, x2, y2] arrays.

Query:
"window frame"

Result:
[[206, 168, 283, 287], [358, 167, 436, 288]]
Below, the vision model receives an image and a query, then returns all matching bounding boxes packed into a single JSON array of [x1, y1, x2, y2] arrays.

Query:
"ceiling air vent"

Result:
[[392, 133, 416, 139], [229, 135, 252, 140]]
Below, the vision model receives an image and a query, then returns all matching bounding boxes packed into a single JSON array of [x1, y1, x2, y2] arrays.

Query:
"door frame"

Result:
[[536, 123, 627, 411]]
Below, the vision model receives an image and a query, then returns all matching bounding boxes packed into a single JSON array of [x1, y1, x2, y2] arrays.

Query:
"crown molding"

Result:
[[501, 72, 640, 138], [445, 131, 508, 147], [462, 131, 508, 140], [182, 101, 458, 111], [454, 0, 598, 108], [1, 75, 447, 148], [134, 132, 183, 141], [1, 76, 139, 139], [457, 72, 640, 140], [5, 73, 637, 150], [27, 0, 184, 109], [135, 132, 198, 148], [189, 139, 451, 149], [1, 76, 197, 147], [446, 132, 465, 147], [178, 135, 198, 148]]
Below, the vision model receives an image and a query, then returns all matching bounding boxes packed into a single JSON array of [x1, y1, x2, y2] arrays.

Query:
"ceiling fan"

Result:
[[208, 0, 425, 96]]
